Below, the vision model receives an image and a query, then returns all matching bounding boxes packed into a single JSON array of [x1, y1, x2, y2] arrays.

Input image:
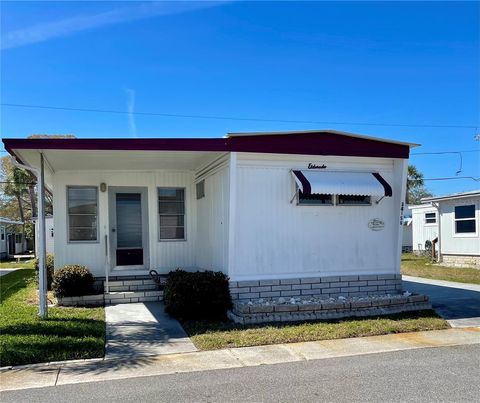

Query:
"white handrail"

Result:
[[105, 234, 109, 294]]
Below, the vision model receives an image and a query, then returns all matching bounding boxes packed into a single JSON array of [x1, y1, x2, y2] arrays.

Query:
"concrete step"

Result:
[[105, 290, 164, 305], [106, 278, 158, 292]]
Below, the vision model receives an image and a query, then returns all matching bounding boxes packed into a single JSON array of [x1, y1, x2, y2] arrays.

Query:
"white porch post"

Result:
[[227, 152, 237, 277], [38, 153, 48, 318]]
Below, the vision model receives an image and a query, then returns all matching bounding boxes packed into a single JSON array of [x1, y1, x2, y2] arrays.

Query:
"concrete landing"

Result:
[[105, 302, 197, 358]]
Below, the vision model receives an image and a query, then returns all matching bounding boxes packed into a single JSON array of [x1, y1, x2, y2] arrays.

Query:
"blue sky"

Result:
[[1, 1, 479, 196]]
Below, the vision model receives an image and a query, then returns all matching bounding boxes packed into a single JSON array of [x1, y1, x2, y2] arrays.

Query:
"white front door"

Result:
[[109, 187, 149, 270]]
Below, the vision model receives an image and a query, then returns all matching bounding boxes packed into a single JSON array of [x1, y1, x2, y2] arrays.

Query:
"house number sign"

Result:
[[368, 218, 385, 231]]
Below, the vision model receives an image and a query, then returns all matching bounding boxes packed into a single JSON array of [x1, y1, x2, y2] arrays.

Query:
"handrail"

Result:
[[104, 234, 109, 294]]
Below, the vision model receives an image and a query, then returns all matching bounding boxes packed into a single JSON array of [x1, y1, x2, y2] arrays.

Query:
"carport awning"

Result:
[[291, 170, 392, 197]]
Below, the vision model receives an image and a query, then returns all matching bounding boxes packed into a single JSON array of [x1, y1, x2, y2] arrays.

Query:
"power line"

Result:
[[424, 176, 480, 182], [1, 102, 478, 129]]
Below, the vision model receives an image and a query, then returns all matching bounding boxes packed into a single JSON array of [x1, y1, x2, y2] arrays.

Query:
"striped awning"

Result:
[[291, 170, 392, 197]]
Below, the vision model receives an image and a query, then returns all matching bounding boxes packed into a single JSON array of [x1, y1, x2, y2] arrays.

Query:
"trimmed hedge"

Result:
[[52, 265, 95, 297], [164, 270, 232, 320], [34, 253, 55, 291]]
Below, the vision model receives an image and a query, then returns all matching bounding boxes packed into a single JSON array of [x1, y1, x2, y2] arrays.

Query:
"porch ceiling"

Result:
[[14, 149, 225, 172]]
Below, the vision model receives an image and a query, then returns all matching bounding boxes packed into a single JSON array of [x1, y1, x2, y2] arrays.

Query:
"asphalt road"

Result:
[[3, 344, 479, 403]]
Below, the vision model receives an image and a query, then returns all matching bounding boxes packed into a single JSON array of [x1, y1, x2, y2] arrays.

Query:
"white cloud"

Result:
[[2, 1, 225, 50], [125, 88, 137, 138]]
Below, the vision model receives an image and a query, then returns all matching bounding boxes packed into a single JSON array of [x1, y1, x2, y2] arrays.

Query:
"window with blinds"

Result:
[[158, 188, 185, 240], [67, 187, 98, 241]]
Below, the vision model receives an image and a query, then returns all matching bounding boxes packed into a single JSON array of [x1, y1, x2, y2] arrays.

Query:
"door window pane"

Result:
[[116, 193, 142, 248]]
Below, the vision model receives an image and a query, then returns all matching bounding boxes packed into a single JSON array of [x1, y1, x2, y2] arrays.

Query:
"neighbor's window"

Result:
[[158, 188, 185, 240], [196, 180, 205, 200], [298, 191, 333, 205], [454, 204, 476, 234], [425, 212, 436, 224], [337, 195, 371, 205], [67, 187, 98, 242], [0, 229, 4, 241]]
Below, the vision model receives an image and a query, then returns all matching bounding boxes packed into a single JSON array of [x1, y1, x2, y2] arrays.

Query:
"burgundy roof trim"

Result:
[[2, 132, 410, 159]]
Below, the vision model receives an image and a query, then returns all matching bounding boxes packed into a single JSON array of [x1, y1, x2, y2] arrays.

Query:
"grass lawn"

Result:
[[401, 253, 480, 285], [0, 268, 105, 367], [182, 310, 448, 350], [0, 258, 35, 269]]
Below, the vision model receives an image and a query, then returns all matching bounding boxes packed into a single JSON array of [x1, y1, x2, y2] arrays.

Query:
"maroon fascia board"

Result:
[[2, 132, 410, 159]]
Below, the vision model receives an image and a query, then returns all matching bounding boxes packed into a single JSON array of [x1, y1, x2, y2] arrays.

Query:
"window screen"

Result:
[[67, 187, 98, 241], [454, 205, 476, 234], [158, 188, 185, 240], [337, 195, 371, 205], [298, 191, 333, 205], [425, 212, 436, 224]]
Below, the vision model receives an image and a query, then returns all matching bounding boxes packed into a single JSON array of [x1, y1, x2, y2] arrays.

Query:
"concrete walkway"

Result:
[[0, 268, 18, 277], [1, 328, 479, 392], [106, 302, 197, 358], [403, 275, 480, 328]]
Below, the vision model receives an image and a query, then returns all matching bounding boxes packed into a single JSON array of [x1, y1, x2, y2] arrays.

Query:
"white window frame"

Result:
[[424, 212, 437, 225], [66, 186, 99, 243], [453, 203, 478, 238], [158, 187, 187, 241]]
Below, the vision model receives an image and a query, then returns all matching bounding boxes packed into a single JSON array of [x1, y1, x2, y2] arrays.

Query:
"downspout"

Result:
[[10, 154, 48, 318], [432, 202, 442, 262]]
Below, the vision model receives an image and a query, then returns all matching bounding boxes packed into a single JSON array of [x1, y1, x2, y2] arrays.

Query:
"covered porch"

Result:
[[6, 145, 231, 302]]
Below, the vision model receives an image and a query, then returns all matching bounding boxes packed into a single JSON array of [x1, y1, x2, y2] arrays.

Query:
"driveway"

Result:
[[403, 275, 480, 328], [105, 302, 197, 358], [0, 268, 18, 277]]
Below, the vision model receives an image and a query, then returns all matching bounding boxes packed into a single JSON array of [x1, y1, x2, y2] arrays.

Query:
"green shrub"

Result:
[[34, 253, 55, 290], [164, 269, 232, 320], [52, 265, 94, 297]]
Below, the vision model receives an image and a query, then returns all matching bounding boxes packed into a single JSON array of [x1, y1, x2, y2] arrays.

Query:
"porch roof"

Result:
[[3, 130, 416, 165]]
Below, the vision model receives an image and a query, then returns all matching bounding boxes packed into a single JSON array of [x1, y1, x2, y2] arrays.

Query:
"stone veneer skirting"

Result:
[[229, 274, 403, 301], [441, 254, 480, 269], [228, 294, 431, 325]]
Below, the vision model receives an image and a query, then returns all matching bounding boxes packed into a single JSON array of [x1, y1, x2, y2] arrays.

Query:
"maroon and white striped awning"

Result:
[[291, 170, 392, 197]]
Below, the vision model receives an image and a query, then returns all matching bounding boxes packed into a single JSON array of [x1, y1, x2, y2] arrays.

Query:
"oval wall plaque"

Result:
[[368, 218, 385, 231]]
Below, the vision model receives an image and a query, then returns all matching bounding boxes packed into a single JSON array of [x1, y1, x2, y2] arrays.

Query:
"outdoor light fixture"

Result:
[[100, 182, 107, 192]]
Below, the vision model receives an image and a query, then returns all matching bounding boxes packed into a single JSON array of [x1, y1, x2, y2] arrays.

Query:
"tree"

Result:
[[406, 165, 433, 204], [0, 156, 53, 241]]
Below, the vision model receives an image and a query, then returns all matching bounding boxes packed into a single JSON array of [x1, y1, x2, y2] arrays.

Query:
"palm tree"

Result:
[[406, 165, 425, 204]]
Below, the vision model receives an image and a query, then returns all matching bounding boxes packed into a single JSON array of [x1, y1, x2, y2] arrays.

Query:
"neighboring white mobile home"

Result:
[[33, 215, 54, 256], [410, 203, 439, 253], [3, 130, 415, 303], [422, 191, 480, 268], [0, 218, 25, 260], [402, 204, 413, 252]]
